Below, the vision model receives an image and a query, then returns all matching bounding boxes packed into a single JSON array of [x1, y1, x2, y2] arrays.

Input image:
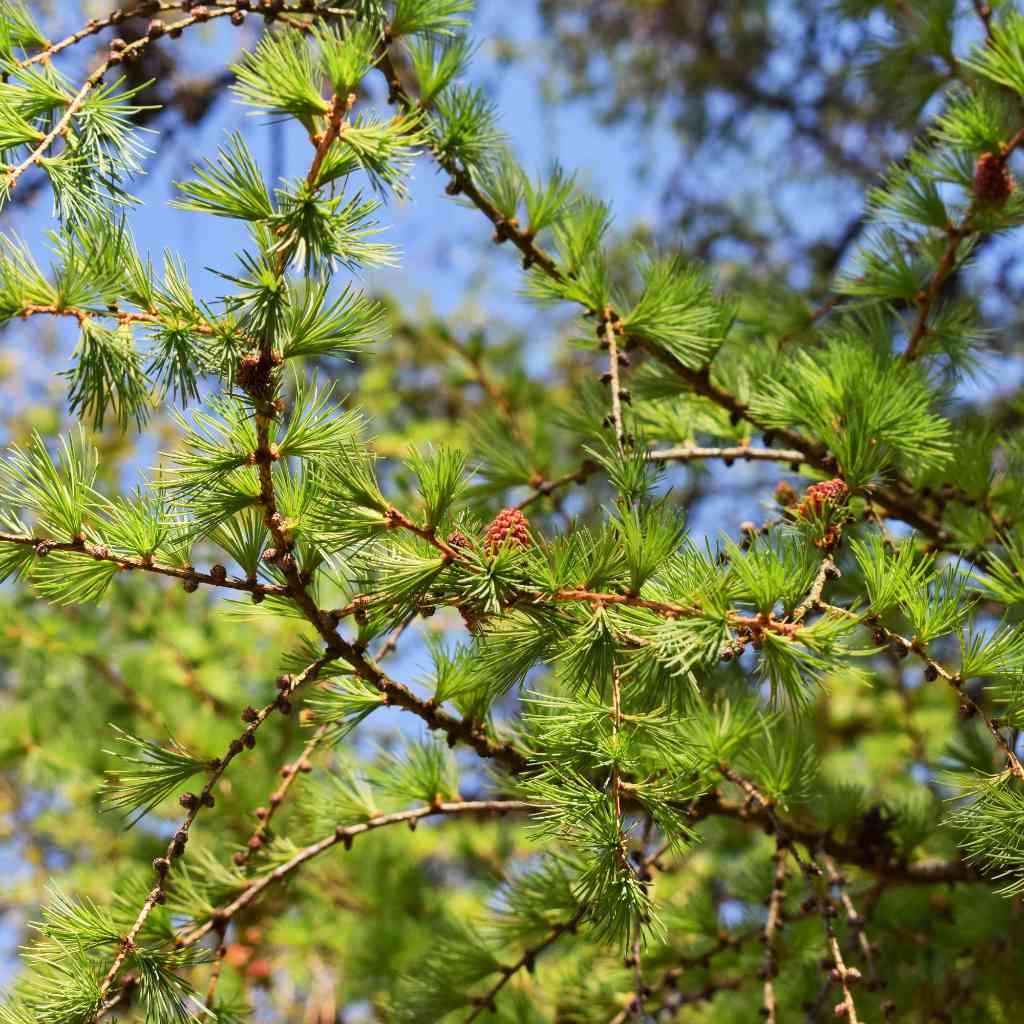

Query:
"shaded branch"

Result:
[[93, 651, 338, 1013], [463, 906, 587, 1023], [177, 800, 536, 950]]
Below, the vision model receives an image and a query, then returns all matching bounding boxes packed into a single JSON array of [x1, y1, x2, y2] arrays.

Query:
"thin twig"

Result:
[[902, 126, 1024, 363], [810, 861, 861, 1023], [971, 0, 995, 44], [0, 531, 287, 598], [16, 2, 357, 69], [603, 311, 626, 453], [761, 838, 788, 1023], [235, 616, 416, 865], [648, 443, 806, 466], [93, 653, 337, 1014], [818, 602, 1024, 781], [178, 801, 536, 949], [462, 906, 587, 1022], [792, 555, 838, 624], [822, 855, 883, 996]]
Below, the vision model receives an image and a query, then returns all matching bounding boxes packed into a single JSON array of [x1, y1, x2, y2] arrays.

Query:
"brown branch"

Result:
[[972, 1, 995, 42], [178, 55, 526, 781], [822, 855, 883, 996], [902, 125, 1024, 364], [463, 906, 587, 1022], [717, 765, 817, 878], [16, 2, 358, 69], [204, 936, 227, 1006], [305, 92, 353, 188], [792, 555, 839, 624], [879, 622, 1024, 781], [234, 616, 416, 866], [339, 643, 529, 770], [235, 723, 327, 867], [17, 2, 175, 68], [610, 976, 745, 1024], [514, 464, 596, 511], [0, 531, 287, 598], [684, 790, 976, 883], [647, 443, 806, 466], [817, 882, 862, 1022], [93, 652, 337, 1013], [383, 506, 471, 563], [177, 800, 535, 949], [17, 302, 214, 336], [603, 310, 627, 453], [608, 665, 633, 906], [803, 853, 863, 1024], [6, 7, 235, 194], [761, 839, 787, 1023], [818, 602, 1024, 781]]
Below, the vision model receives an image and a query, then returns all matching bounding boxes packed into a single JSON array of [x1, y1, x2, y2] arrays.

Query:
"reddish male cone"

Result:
[[795, 478, 849, 551], [797, 478, 849, 519], [483, 508, 533, 555]]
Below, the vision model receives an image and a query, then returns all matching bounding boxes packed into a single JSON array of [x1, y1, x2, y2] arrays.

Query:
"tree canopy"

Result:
[[3, 2, 1024, 1022]]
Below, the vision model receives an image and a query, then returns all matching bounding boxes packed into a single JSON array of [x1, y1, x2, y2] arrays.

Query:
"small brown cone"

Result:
[[773, 480, 797, 508], [974, 151, 1014, 204], [446, 529, 472, 551], [236, 350, 282, 399]]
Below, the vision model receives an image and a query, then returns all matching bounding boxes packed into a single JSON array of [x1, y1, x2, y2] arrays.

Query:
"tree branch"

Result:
[[93, 652, 338, 1014], [0, 530, 287, 598], [177, 800, 535, 950]]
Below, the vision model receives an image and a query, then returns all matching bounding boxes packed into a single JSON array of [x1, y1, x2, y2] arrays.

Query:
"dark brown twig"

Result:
[[462, 906, 587, 1022]]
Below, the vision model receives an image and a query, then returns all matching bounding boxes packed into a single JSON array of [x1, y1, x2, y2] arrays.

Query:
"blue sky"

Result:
[[3, 3, 663, 317]]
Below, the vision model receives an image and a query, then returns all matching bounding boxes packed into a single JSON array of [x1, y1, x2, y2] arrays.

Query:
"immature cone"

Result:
[[974, 151, 1014, 204], [795, 478, 850, 550], [482, 507, 532, 555]]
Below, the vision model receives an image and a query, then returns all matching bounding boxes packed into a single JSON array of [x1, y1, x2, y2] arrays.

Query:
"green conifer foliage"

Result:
[[3, 2, 1024, 1022]]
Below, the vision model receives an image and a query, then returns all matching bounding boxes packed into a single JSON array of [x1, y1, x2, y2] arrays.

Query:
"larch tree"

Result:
[[1, 1, 1024, 1022]]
